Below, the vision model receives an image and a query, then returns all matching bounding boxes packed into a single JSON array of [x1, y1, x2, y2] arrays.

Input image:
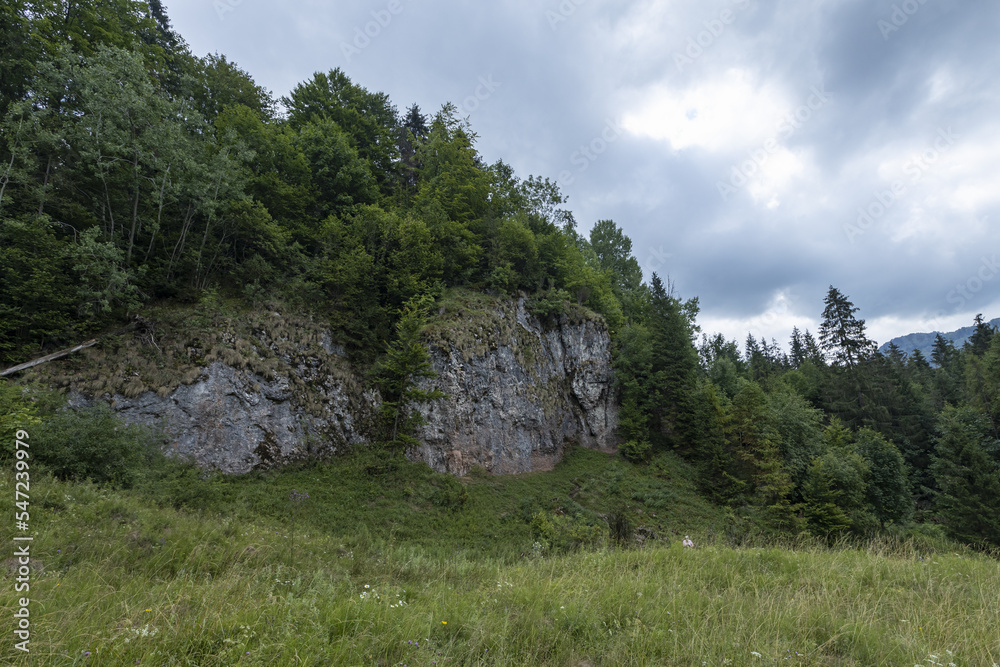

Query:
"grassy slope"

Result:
[[2, 446, 999, 666]]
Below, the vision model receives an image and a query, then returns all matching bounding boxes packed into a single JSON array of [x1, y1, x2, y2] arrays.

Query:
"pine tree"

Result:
[[729, 379, 795, 527], [931, 333, 958, 369], [931, 405, 1000, 546], [967, 314, 996, 357], [965, 334, 1000, 436], [818, 286, 877, 418], [801, 456, 853, 537], [372, 294, 447, 451], [397, 103, 428, 191], [802, 329, 825, 365], [789, 326, 805, 368], [819, 286, 876, 369], [647, 274, 700, 449], [931, 334, 961, 409]]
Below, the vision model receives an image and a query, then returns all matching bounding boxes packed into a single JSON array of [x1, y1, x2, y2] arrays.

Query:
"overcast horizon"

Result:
[[165, 0, 1000, 349]]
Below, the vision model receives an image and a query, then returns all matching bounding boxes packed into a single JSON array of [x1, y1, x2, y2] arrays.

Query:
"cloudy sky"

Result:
[[165, 0, 1000, 348]]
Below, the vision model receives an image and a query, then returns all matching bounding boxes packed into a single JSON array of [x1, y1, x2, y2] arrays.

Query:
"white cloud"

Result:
[[744, 147, 806, 206], [621, 69, 790, 153], [925, 66, 957, 104], [699, 289, 813, 349]]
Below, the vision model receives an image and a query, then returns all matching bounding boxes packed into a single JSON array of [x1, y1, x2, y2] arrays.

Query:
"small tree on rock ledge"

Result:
[[371, 294, 447, 452]]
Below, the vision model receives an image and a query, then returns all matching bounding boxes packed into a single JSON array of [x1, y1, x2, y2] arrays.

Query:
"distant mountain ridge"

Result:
[[879, 317, 1000, 359]]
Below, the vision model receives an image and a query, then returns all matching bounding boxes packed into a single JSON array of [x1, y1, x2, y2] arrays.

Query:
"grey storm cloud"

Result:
[[171, 0, 1000, 346]]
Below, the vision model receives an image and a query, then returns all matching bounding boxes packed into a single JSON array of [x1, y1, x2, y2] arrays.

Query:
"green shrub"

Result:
[[0, 381, 41, 450], [530, 509, 603, 552], [526, 288, 571, 323], [33, 403, 165, 488], [619, 439, 651, 463], [431, 475, 469, 510], [606, 508, 633, 546], [145, 461, 222, 510]]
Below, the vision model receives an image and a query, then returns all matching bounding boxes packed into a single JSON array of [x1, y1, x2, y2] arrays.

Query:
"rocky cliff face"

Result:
[[411, 297, 617, 475], [51, 293, 617, 476], [67, 361, 371, 474]]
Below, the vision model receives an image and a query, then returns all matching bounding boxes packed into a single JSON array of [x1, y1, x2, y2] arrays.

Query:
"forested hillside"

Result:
[[2, 0, 1000, 549]]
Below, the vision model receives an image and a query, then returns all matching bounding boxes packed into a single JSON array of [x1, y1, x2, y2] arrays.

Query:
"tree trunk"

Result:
[[1, 340, 98, 377], [37, 154, 52, 216], [126, 153, 141, 263]]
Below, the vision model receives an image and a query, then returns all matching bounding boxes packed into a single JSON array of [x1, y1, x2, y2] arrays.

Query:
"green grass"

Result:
[[133, 445, 727, 556], [2, 447, 999, 666]]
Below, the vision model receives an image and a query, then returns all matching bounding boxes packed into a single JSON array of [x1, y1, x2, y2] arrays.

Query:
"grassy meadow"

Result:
[[2, 446, 999, 666]]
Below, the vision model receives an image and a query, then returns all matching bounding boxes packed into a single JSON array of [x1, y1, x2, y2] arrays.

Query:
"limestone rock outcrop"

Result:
[[409, 297, 618, 475], [58, 294, 617, 476], [68, 361, 369, 474]]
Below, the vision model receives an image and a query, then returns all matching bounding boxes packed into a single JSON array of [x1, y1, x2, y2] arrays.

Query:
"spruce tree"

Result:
[[931, 333, 958, 369], [397, 103, 428, 191], [372, 294, 447, 451], [801, 456, 853, 537], [965, 334, 1000, 436], [819, 286, 876, 370], [729, 379, 795, 527], [647, 273, 700, 449], [818, 286, 877, 420], [967, 314, 995, 356], [789, 326, 805, 368], [931, 405, 1000, 546], [802, 329, 825, 365], [908, 349, 931, 376], [931, 334, 962, 409]]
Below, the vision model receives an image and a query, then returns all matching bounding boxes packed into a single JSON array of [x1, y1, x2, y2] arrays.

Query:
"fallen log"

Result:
[[0, 339, 98, 377]]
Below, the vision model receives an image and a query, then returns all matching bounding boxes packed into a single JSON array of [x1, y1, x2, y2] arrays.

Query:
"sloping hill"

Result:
[[879, 317, 1000, 359]]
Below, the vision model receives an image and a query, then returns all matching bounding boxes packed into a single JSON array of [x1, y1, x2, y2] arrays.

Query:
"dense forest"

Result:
[[2, 0, 999, 549]]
